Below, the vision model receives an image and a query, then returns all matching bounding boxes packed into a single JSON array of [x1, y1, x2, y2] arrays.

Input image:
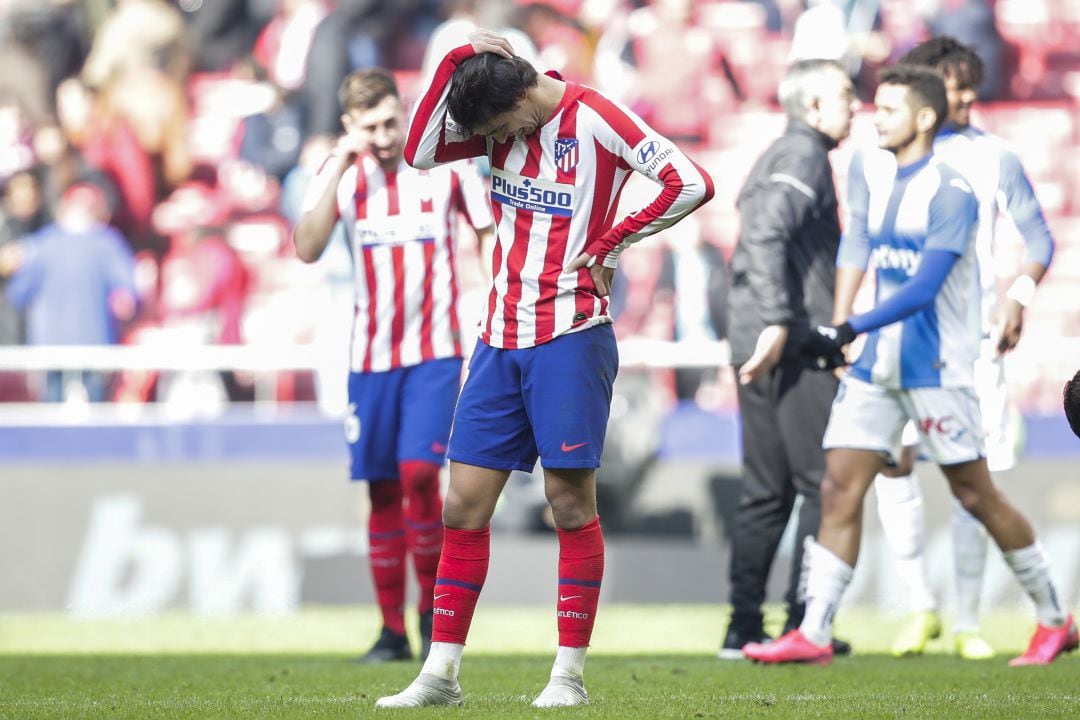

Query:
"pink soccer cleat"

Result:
[[743, 629, 834, 666], [1009, 614, 1078, 666]]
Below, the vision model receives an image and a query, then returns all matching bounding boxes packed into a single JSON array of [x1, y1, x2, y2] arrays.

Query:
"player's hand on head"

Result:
[[802, 322, 855, 370], [468, 29, 514, 59]]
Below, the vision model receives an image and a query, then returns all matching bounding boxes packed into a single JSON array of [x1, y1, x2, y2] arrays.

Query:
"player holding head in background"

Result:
[[744, 65, 1076, 667], [376, 29, 713, 708], [292, 68, 494, 664], [858, 36, 1057, 660], [1065, 371, 1080, 440]]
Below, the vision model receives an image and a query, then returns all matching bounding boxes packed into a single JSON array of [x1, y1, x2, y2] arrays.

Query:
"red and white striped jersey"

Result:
[[406, 45, 715, 350], [303, 154, 492, 372]]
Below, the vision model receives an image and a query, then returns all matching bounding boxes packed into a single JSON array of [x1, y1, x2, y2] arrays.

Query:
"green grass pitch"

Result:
[[2, 606, 1078, 719]]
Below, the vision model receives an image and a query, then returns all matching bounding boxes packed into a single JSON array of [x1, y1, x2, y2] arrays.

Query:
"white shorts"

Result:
[[824, 376, 986, 466], [896, 343, 1017, 471]]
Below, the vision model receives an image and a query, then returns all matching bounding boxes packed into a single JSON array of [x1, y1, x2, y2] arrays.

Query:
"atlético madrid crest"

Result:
[[554, 138, 579, 172]]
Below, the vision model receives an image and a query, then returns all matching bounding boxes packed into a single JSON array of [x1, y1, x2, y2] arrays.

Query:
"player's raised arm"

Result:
[[292, 137, 360, 263], [404, 30, 513, 170]]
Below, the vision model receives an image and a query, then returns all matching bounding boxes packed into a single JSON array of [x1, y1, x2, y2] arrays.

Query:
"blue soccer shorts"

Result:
[[448, 323, 619, 472], [346, 357, 463, 482]]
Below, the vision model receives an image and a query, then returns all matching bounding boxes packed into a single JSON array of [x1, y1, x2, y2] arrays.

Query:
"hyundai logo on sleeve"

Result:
[[636, 140, 674, 178], [637, 141, 660, 164]]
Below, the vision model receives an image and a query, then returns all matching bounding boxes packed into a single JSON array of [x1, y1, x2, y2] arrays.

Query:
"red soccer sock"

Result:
[[401, 460, 444, 614], [431, 526, 490, 645], [556, 516, 605, 648], [368, 481, 407, 635]]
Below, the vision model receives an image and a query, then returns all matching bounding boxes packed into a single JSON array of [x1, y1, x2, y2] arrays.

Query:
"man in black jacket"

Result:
[[720, 58, 859, 658]]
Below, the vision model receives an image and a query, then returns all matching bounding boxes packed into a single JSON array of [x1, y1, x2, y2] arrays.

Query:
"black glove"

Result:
[[802, 322, 856, 369]]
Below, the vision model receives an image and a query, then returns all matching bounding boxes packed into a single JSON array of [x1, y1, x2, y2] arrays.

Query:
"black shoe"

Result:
[[718, 624, 772, 660], [830, 637, 852, 656], [357, 626, 413, 664], [419, 610, 433, 661]]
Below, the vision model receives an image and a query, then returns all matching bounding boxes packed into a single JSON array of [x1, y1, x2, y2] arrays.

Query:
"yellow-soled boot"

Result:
[[955, 631, 995, 660], [891, 611, 942, 656]]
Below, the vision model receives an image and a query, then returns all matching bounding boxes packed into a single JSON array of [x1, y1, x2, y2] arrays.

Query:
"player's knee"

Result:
[[821, 472, 864, 521], [400, 460, 440, 497], [545, 488, 595, 529], [369, 481, 403, 512], [948, 483, 985, 518], [950, 495, 978, 524]]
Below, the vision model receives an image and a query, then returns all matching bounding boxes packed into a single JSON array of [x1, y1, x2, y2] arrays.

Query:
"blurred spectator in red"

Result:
[[115, 176, 253, 406], [55, 77, 156, 248], [155, 182, 250, 348], [593, 0, 740, 143], [517, 0, 594, 83], [4, 181, 136, 402], [95, 68, 193, 200], [79, 1, 193, 210], [253, 0, 329, 93], [0, 168, 49, 345], [609, 242, 674, 341]]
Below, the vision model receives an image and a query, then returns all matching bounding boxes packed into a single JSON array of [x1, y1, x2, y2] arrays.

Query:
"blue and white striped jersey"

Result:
[[933, 125, 1055, 332], [840, 151, 979, 389]]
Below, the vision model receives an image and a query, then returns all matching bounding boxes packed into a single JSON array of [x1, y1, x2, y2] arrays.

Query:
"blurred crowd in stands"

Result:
[[0, 0, 1077, 411]]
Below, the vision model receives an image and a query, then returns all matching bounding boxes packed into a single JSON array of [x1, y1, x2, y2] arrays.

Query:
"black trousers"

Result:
[[728, 360, 839, 630]]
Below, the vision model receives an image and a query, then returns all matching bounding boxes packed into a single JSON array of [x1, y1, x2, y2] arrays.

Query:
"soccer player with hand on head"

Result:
[[854, 37, 1057, 660], [293, 68, 495, 664], [376, 29, 713, 708], [744, 65, 1076, 667]]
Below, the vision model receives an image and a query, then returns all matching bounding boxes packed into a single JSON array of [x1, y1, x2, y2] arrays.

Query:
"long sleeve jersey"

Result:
[[405, 44, 714, 349]]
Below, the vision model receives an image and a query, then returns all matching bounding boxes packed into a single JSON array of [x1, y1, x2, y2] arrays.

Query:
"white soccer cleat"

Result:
[[531, 674, 589, 708], [374, 673, 463, 708]]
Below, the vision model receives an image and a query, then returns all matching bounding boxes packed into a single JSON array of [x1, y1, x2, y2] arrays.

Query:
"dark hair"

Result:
[[1065, 370, 1080, 440], [899, 36, 985, 90], [878, 65, 948, 134], [338, 68, 399, 113], [447, 53, 539, 134]]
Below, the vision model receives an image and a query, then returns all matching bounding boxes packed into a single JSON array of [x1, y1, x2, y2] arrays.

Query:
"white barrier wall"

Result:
[[2, 458, 1077, 614]]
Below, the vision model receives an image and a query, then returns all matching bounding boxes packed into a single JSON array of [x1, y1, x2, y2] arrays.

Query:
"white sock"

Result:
[[950, 499, 988, 633], [799, 538, 854, 647], [875, 472, 937, 612], [551, 645, 587, 680], [1003, 542, 1066, 628], [421, 642, 464, 682]]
